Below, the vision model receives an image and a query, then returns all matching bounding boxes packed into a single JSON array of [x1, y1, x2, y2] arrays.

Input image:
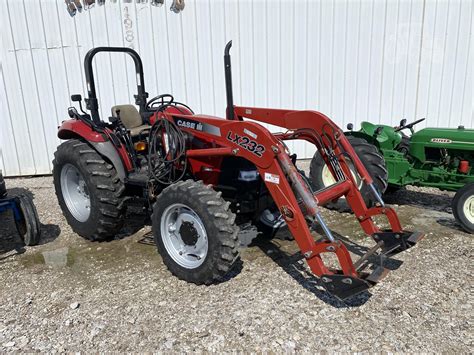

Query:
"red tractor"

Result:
[[53, 42, 423, 299]]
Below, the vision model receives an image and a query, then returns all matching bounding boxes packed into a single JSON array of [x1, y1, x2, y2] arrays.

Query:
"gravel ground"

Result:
[[0, 162, 472, 352]]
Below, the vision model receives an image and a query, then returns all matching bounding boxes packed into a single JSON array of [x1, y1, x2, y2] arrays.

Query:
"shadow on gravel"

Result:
[[384, 188, 452, 213], [254, 239, 371, 308], [335, 234, 403, 271], [0, 188, 61, 260], [254, 227, 407, 308], [115, 202, 150, 240], [436, 217, 465, 232]]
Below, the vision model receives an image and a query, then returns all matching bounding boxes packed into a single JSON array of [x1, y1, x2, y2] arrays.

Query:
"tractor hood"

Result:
[[411, 127, 474, 147], [410, 126, 474, 162]]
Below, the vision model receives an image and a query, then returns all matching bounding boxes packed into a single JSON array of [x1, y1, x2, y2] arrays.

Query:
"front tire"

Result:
[[152, 180, 240, 285], [452, 183, 474, 233], [309, 136, 388, 209], [53, 139, 126, 241]]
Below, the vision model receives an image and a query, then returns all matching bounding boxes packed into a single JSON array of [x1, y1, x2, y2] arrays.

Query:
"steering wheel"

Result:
[[395, 118, 425, 132], [146, 94, 174, 111]]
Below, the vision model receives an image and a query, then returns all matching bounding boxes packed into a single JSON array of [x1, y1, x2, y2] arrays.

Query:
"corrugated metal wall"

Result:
[[0, 0, 472, 176]]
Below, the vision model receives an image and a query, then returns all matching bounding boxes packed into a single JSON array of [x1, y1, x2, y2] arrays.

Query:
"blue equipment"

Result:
[[0, 172, 41, 245]]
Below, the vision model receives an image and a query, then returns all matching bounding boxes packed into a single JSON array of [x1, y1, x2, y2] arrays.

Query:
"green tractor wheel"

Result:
[[452, 183, 474, 234]]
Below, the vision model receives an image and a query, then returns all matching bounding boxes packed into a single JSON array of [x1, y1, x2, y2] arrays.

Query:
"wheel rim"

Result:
[[321, 161, 363, 189], [60, 163, 91, 223], [160, 203, 208, 269], [463, 195, 474, 224]]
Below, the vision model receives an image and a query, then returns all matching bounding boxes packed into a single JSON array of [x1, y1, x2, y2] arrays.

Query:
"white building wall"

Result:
[[0, 0, 472, 176]]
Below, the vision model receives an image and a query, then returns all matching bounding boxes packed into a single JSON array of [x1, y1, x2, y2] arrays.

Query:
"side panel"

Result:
[[410, 127, 474, 162], [383, 151, 412, 186]]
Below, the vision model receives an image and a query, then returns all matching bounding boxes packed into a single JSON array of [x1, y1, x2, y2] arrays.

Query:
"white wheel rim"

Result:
[[160, 203, 208, 269], [321, 164, 336, 187], [463, 195, 474, 224], [321, 161, 363, 190], [60, 163, 91, 222]]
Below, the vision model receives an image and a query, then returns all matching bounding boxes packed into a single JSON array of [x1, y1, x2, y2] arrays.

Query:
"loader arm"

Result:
[[164, 110, 424, 299]]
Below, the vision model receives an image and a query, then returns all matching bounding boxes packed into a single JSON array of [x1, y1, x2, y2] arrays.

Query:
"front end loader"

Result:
[[53, 41, 424, 300]]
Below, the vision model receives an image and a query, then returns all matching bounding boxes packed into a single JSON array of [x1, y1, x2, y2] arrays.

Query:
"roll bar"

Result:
[[84, 47, 149, 124]]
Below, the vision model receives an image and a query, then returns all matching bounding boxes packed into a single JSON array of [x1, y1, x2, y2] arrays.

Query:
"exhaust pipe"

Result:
[[224, 41, 235, 120]]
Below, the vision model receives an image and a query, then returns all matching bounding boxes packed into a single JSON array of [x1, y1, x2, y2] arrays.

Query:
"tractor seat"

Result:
[[111, 105, 151, 137]]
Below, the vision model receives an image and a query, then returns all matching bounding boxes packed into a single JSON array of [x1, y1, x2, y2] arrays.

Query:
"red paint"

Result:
[[58, 119, 106, 142], [59, 105, 421, 287], [186, 147, 233, 157], [459, 160, 469, 174], [57, 119, 134, 172], [158, 107, 420, 283]]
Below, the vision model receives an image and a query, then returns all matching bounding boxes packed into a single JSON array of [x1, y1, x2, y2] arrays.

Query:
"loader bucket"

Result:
[[372, 231, 425, 257], [320, 230, 424, 300], [320, 267, 391, 300]]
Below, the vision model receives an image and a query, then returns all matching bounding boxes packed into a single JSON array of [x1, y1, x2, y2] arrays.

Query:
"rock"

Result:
[[164, 339, 175, 349], [69, 302, 80, 310], [284, 340, 296, 350], [3, 341, 15, 348], [15, 336, 29, 348]]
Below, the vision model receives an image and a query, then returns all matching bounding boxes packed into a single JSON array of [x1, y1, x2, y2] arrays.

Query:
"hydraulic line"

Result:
[[148, 117, 187, 185]]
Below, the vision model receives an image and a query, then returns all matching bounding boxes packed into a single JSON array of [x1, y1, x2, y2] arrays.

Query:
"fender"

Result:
[[58, 119, 129, 181], [89, 141, 127, 181], [58, 119, 106, 142]]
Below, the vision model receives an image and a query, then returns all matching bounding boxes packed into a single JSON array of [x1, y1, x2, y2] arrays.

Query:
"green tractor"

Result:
[[310, 118, 474, 234]]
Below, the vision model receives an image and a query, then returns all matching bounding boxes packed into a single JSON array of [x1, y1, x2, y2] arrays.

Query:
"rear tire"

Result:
[[152, 180, 240, 284], [53, 139, 126, 241], [309, 136, 388, 210], [0, 171, 6, 198], [452, 183, 474, 234]]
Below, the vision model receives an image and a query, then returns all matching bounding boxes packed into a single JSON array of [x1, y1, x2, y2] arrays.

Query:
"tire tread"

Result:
[[53, 139, 126, 241], [152, 179, 240, 285]]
